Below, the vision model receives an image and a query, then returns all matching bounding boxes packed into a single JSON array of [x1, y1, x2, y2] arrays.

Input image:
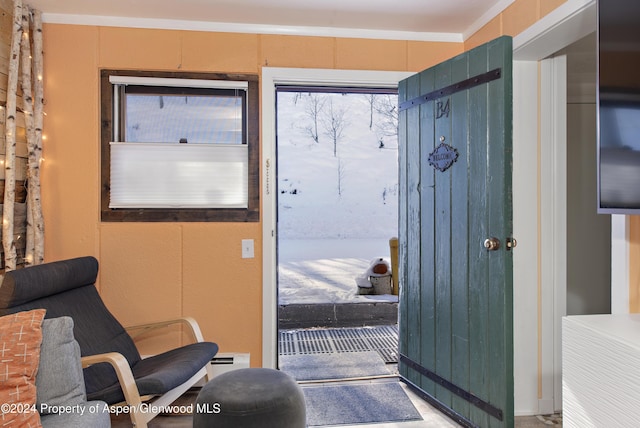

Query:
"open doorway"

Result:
[[276, 88, 399, 325], [261, 68, 413, 370], [275, 87, 401, 381]]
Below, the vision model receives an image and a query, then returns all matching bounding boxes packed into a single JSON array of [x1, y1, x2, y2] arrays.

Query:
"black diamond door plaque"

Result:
[[428, 142, 459, 172]]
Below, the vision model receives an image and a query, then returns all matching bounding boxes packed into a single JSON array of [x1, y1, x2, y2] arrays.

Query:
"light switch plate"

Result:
[[242, 239, 254, 258]]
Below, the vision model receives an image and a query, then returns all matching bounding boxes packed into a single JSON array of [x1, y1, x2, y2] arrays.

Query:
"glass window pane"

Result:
[[125, 93, 244, 144]]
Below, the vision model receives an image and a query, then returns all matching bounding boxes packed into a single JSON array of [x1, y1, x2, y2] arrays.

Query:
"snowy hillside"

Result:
[[277, 91, 399, 239]]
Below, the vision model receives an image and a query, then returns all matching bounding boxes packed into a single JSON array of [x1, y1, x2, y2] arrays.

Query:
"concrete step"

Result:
[[278, 302, 398, 329]]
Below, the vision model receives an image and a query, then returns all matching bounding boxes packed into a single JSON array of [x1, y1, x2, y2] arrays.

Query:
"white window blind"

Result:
[[109, 143, 248, 208]]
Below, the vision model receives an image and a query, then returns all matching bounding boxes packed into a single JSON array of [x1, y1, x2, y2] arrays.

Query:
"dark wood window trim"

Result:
[[100, 69, 259, 222]]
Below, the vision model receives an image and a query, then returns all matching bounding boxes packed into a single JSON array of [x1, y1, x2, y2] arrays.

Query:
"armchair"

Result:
[[0, 256, 218, 428]]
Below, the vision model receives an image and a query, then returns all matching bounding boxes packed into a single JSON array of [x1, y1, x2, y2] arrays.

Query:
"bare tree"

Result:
[[304, 93, 326, 143], [322, 99, 348, 157], [363, 94, 375, 129], [337, 158, 345, 197], [373, 94, 399, 138]]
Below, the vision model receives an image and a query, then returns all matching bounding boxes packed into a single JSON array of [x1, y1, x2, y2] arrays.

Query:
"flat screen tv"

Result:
[[598, 0, 640, 213]]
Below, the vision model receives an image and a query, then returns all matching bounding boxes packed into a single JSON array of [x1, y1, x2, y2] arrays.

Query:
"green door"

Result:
[[398, 36, 513, 428]]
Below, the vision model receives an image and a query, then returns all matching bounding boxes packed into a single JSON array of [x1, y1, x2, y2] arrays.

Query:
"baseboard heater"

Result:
[[194, 353, 250, 386], [209, 352, 250, 377]]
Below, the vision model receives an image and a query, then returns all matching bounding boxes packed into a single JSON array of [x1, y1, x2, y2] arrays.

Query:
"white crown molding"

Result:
[[463, 0, 515, 40], [41, 13, 464, 43]]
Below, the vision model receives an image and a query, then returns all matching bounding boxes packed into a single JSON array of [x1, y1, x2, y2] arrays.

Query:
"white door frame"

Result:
[[261, 68, 413, 369], [513, 0, 596, 415]]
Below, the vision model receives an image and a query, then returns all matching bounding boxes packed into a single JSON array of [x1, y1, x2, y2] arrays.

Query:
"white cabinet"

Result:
[[563, 314, 640, 427]]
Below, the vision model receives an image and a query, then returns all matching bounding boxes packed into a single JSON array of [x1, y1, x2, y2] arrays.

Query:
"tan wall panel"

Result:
[[502, 0, 538, 37], [42, 24, 100, 261], [99, 27, 182, 70], [465, 15, 502, 50], [182, 223, 262, 365], [100, 223, 184, 354], [407, 41, 464, 72], [336, 38, 407, 71], [260, 34, 335, 69], [181, 31, 259, 73]]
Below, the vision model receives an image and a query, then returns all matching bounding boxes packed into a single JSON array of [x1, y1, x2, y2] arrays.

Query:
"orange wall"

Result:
[[465, 0, 568, 49], [41, 24, 463, 366]]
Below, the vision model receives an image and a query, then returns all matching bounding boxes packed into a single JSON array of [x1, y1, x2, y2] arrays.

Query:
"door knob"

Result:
[[484, 237, 500, 251]]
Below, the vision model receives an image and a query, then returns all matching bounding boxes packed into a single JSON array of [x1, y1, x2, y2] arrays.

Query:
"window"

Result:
[[100, 70, 259, 222]]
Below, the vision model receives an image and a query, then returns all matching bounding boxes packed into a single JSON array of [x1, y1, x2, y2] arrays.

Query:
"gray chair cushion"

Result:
[[0, 256, 99, 308], [37, 317, 86, 413], [36, 316, 111, 427]]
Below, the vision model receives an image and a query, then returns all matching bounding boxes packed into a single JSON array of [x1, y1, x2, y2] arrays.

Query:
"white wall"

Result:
[[566, 102, 611, 315]]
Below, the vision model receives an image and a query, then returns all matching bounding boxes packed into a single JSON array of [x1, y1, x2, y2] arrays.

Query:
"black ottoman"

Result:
[[193, 368, 306, 428]]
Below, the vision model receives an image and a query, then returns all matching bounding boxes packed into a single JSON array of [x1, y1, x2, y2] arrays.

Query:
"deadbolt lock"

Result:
[[506, 237, 517, 251], [483, 237, 500, 251]]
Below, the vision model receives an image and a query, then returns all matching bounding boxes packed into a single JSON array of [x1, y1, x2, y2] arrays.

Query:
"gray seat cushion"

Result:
[[88, 341, 218, 404], [36, 316, 111, 428], [37, 317, 86, 412]]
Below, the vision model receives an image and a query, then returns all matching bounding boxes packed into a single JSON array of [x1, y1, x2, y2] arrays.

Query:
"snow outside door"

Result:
[[398, 36, 514, 428]]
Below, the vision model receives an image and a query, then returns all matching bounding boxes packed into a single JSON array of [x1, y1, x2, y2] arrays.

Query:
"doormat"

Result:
[[279, 325, 399, 363], [303, 381, 422, 426], [280, 351, 394, 381]]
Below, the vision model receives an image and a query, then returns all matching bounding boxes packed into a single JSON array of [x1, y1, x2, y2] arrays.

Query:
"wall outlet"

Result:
[[242, 239, 254, 258]]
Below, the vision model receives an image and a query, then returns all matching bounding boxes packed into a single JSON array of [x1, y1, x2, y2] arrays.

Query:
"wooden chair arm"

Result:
[[125, 316, 206, 343], [81, 353, 148, 427]]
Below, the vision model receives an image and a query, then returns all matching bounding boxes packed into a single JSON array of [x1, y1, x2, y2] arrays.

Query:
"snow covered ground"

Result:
[[276, 91, 399, 305], [278, 238, 398, 304]]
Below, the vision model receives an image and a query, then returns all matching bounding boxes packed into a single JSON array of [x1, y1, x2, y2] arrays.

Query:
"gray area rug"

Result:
[[303, 381, 423, 426], [279, 351, 393, 381]]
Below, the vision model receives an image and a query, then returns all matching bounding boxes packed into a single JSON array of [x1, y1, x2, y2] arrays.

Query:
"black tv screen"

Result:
[[598, 0, 640, 213]]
